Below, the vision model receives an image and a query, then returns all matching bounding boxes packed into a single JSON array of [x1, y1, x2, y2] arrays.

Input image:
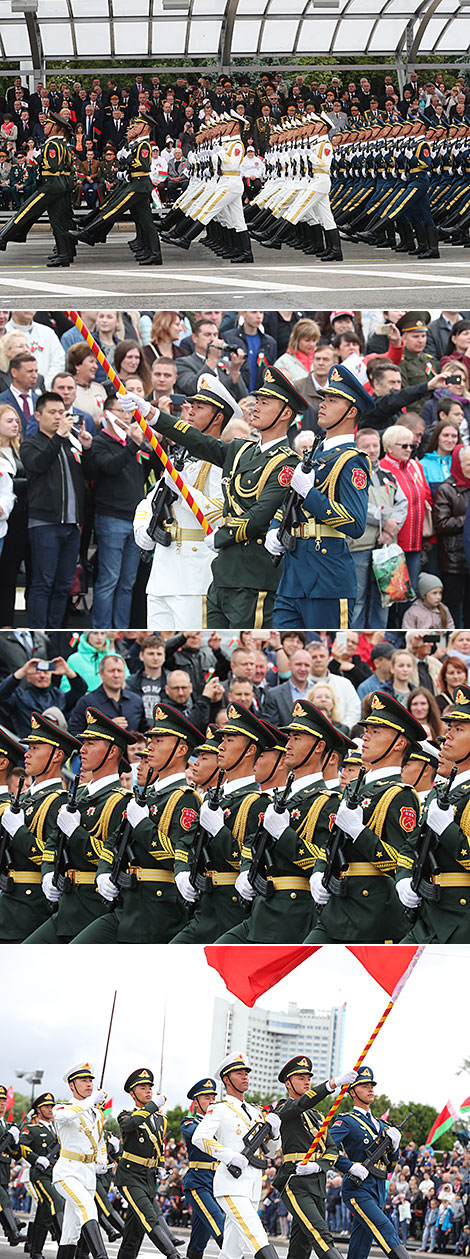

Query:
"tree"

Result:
[[165, 1105, 186, 1144]]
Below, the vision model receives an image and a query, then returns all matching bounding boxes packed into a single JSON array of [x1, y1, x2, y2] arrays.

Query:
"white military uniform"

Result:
[[52, 1065, 107, 1245], [196, 132, 246, 233]]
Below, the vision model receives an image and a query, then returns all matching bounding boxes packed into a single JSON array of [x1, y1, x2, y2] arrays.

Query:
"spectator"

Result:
[[441, 318, 470, 382], [433, 444, 470, 626], [381, 424, 433, 598], [0, 654, 86, 737], [406, 686, 444, 739], [126, 633, 168, 726], [296, 342, 337, 421], [328, 631, 372, 689], [436, 653, 469, 712], [0, 330, 45, 392], [263, 647, 315, 724], [379, 648, 416, 703], [67, 342, 107, 425], [58, 629, 115, 693], [419, 415, 461, 498], [68, 652, 144, 736], [0, 403, 30, 626], [6, 311, 64, 388], [307, 681, 349, 733], [164, 631, 230, 693], [0, 352, 42, 437], [273, 319, 321, 382], [421, 1196, 439, 1252], [402, 573, 455, 630], [50, 372, 96, 435], [357, 641, 395, 701], [363, 358, 447, 436], [164, 667, 225, 734], [223, 312, 277, 393], [421, 361, 470, 442], [114, 340, 153, 395], [395, 312, 439, 414], [351, 427, 408, 628]]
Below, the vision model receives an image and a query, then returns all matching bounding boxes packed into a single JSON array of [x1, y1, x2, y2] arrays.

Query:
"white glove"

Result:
[[96, 1162, 108, 1175], [36, 1156, 50, 1169], [57, 805, 81, 837], [97, 873, 119, 902], [199, 799, 224, 836], [2, 805, 24, 835], [350, 1163, 369, 1181], [296, 1160, 320, 1175], [121, 391, 151, 418], [426, 797, 454, 836], [291, 464, 316, 497], [134, 524, 155, 551], [8, 1125, 20, 1143], [263, 802, 289, 839], [396, 878, 421, 909], [235, 871, 256, 902], [126, 797, 150, 828], [42, 872, 61, 903], [266, 1113, 281, 1139], [264, 529, 284, 557], [387, 1126, 401, 1151], [335, 1070, 358, 1088], [90, 1089, 106, 1107], [154, 1093, 166, 1110], [335, 799, 364, 841], [108, 1135, 120, 1153], [175, 871, 198, 904], [204, 531, 216, 551], [229, 1152, 249, 1171], [310, 871, 331, 905]]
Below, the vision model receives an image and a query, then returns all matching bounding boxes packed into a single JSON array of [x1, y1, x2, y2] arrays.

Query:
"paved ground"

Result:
[[1, 228, 470, 306], [0, 1226, 422, 1259]]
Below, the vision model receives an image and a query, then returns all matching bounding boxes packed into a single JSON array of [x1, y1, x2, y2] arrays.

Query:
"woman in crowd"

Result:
[[142, 311, 185, 367], [0, 403, 29, 626], [436, 652, 470, 711], [273, 318, 321, 381], [419, 415, 461, 498], [59, 630, 117, 693], [433, 444, 470, 626], [380, 648, 417, 703], [307, 682, 349, 733], [67, 342, 107, 426], [0, 330, 44, 391], [72, 122, 86, 157], [380, 423, 433, 595], [263, 311, 303, 357], [93, 309, 122, 375], [114, 340, 153, 394], [441, 318, 470, 382], [406, 686, 444, 739], [421, 360, 470, 440]]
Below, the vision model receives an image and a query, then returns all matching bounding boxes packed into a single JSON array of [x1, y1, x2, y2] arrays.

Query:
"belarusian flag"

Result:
[[460, 1096, 470, 1114], [426, 1101, 460, 1144], [103, 1097, 113, 1112]]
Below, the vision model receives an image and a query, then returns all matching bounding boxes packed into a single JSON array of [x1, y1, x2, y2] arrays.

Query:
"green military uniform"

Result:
[[274, 1058, 339, 1259], [399, 685, 470, 942], [0, 115, 76, 266], [0, 1084, 23, 1244], [173, 704, 272, 942], [74, 703, 201, 944], [116, 1068, 178, 1259], [394, 313, 438, 413], [19, 1092, 63, 1254], [73, 117, 162, 265], [150, 367, 307, 627], [219, 702, 351, 943], [307, 693, 425, 944], [26, 709, 133, 944]]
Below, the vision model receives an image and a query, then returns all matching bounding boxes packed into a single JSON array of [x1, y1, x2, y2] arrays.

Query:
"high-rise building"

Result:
[[210, 998, 346, 1099]]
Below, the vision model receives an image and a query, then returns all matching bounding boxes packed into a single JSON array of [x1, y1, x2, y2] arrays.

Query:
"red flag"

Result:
[[380, 1109, 390, 1121], [103, 1097, 113, 1111], [20, 1110, 26, 1121], [460, 1096, 470, 1114], [427, 1101, 459, 1144], [5, 1086, 14, 1108], [347, 947, 421, 998], [205, 946, 320, 1006]]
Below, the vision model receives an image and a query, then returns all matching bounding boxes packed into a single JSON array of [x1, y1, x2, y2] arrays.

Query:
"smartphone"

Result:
[[35, 660, 56, 672], [335, 631, 348, 652], [446, 374, 463, 386]]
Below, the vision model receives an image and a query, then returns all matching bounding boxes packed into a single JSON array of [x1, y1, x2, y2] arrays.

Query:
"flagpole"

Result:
[[158, 1003, 167, 1094], [66, 310, 213, 535], [300, 946, 424, 1163]]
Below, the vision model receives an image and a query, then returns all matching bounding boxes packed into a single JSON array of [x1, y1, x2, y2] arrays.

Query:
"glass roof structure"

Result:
[[1, 0, 470, 65]]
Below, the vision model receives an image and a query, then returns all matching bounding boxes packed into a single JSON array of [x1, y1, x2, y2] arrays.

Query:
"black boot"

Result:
[[158, 1220, 183, 1248], [79, 1222, 107, 1259], [99, 1220, 120, 1244], [30, 1225, 48, 1259], [304, 223, 324, 254], [186, 1251, 204, 1259], [24, 1222, 34, 1252], [148, 1224, 179, 1259], [231, 230, 254, 262], [319, 228, 343, 261], [415, 221, 429, 257], [49, 1216, 63, 1244], [0, 1206, 22, 1244], [56, 1247, 77, 1259], [324, 1249, 344, 1259], [419, 222, 440, 259], [172, 219, 205, 249], [161, 212, 190, 243], [254, 1247, 279, 1259]]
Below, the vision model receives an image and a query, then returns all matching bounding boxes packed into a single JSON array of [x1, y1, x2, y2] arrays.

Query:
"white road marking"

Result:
[[0, 275, 117, 296]]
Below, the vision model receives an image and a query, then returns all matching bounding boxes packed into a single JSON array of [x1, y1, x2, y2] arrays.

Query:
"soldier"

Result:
[[0, 729, 26, 821], [330, 1066, 406, 1259], [393, 313, 438, 407], [274, 1057, 358, 1259], [26, 709, 133, 944], [254, 720, 288, 793], [0, 112, 76, 267], [192, 1051, 281, 1259], [115, 1067, 179, 1259], [0, 714, 80, 943], [133, 375, 241, 630], [307, 693, 426, 943], [220, 701, 350, 943], [53, 1062, 108, 1259], [339, 744, 364, 792], [72, 114, 162, 265], [181, 1077, 225, 1259], [74, 703, 201, 944], [165, 114, 253, 264], [191, 725, 224, 794], [19, 1091, 64, 1259], [400, 739, 439, 804], [173, 704, 272, 942], [0, 1084, 23, 1245], [266, 364, 374, 629], [121, 366, 306, 628], [397, 684, 470, 942]]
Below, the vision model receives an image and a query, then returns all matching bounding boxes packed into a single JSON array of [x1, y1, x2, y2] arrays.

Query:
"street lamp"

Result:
[[15, 1069, 44, 1108]]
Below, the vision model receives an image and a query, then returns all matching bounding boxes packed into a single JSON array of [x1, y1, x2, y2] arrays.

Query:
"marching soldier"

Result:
[[53, 1062, 108, 1259], [339, 744, 364, 792], [266, 364, 374, 629], [191, 725, 224, 794], [26, 709, 133, 944], [0, 728, 27, 916], [164, 115, 253, 264], [192, 1051, 281, 1259], [19, 1091, 64, 1258], [172, 703, 272, 942], [330, 1066, 406, 1259], [181, 1078, 224, 1258], [133, 375, 240, 630], [0, 714, 80, 943], [75, 703, 201, 944], [122, 366, 306, 628], [220, 701, 350, 943], [0, 1084, 23, 1245], [0, 112, 76, 267], [254, 720, 288, 793], [397, 684, 470, 941], [307, 693, 426, 943], [115, 1067, 179, 1259], [400, 739, 439, 804], [274, 1057, 357, 1259], [72, 114, 162, 265]]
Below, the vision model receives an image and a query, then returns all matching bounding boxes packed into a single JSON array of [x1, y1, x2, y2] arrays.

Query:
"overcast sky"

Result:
[[3, 945, 469, 1115]]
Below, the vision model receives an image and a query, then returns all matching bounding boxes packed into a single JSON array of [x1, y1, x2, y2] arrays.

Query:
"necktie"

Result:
[[20, 393, 31, 420], [241, 1102, 251, 1120]]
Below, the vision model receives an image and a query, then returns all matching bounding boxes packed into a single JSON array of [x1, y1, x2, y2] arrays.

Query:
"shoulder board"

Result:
[[117, 1109, 131, 1122]]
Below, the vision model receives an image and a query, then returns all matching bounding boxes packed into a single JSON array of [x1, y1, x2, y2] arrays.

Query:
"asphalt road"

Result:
[[0, 229, 469, 306], [0, 1226, 422, 1259]]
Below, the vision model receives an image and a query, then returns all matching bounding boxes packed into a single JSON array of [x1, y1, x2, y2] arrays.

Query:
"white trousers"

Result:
[[147, 592, 206, 629], [216, 1192, 268, 1259], [55, 1174, 98, 1244]]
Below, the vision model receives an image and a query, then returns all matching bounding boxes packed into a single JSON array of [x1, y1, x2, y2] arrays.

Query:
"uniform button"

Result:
[[192, 547, 197, 552], [460, 898, 467, 905], [257, 539, 262, 545], [362, 889, 369, 896], [290, 892, 296, 899], [232, 896, 237, 902], [156, 890, 162, 897], [26, 889, 31, 895], [321, 548, 327, 554]]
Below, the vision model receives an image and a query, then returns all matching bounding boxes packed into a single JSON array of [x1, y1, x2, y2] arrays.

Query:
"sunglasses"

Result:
[[395, 442, 413, 448]]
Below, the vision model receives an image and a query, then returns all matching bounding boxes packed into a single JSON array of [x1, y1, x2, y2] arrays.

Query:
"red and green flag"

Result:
[[426, 1100, 460, 1144], [460, 1096, 470, 1114]]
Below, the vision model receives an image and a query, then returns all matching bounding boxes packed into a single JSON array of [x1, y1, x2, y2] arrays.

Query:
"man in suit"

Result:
[[155, 100, 181, 149], [102, 107, 126, 151], [0, 352, 42, 437], [263, 649, 313, 726]]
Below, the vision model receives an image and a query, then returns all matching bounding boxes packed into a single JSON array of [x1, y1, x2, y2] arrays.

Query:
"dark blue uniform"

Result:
[[330, 1109, 400, 1259], [181, 1112, 224, 1256]]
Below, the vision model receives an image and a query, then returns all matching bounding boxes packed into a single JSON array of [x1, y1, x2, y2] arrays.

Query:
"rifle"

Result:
[[348, 1112, 412, 1186], [0, 1129, 16, 1158], [321, 766, 366, 898], [409, 765, 458, 908], [227, 1099, 285, 1178], [186, 770, 225, 907], [238, 771, 295, 910], [0, 773, 25, 894], [140, 446, 186, 563], [105, 770, 153, 900], [271, 444, 317, 568], [51, 773, 80, 905]]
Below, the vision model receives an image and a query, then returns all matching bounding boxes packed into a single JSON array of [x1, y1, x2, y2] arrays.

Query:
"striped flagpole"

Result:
[[300, 946, 424, 1163], [66, 310, 212, 534]]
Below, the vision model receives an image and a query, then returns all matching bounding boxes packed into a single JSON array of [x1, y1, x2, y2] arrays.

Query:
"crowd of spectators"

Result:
[[2, 307, 470, 631], [1, 68, 470, 213]]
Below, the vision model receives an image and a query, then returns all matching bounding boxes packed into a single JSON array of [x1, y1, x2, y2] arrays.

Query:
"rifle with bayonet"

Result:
[[140, 445, 186, 562], [0, 774, 25, 894], [49, 772, 80, 908], [227, 1099, 285, 1178], [184, 770, 225, 910], [321, 765, 366, 898], [348, 1112, 412, 1185], [103, 770, 152, 902], [272, 443, 318, 567], [408, 764, 458, 913], [238, 771, 295, 911]]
